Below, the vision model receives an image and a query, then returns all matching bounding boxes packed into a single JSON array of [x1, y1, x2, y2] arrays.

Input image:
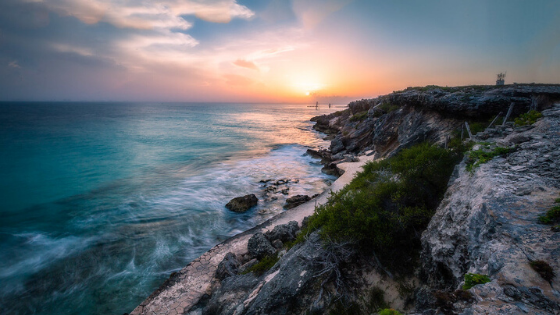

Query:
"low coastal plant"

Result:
[[242, 254, 279, 276], [378, 309, 403, 315], [364, 287, 390, 313], [538, 204, 560, 224], [462, 273, 491, 290], [326, 287, 391, 315], [529, 260, 555, 282], [303, 143, 461, 274], [349, 111, 368, 122], [378, 102, 399, 114], [465, 146, 515, 172], [468, 122, 486, 135], [514, 110, 542, 126]]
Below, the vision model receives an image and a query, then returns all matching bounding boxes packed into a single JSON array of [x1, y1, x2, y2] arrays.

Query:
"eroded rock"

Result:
[[283, 195, 311, 210], [247, 233, 276, 259], [225, 194, 258, 212], [215, 252, 240, 281], [264, 221, 299, 243]]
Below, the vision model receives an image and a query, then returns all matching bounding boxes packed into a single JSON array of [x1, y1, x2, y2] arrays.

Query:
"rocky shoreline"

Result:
[[129, 84, 560, 315]]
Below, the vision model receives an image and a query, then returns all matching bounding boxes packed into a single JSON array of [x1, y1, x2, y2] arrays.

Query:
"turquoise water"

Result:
[[0, 102, 338, 315]]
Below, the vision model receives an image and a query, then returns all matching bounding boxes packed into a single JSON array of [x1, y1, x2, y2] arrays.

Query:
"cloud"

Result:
[[8, 60, 20, 68], [224, 74, 254, 86], [233, 59, 258, 70], [292, 0, 352, 29], [27, 0, 254, 29]]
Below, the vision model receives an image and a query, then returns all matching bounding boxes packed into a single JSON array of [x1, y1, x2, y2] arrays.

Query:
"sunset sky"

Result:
[[1, 0, 559, 103]]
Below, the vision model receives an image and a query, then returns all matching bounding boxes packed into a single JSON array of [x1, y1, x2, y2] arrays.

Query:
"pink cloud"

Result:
[[233, 59, 258, 71]]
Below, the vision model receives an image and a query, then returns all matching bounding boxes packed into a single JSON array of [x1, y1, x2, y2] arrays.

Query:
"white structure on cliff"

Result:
[[496, 72, 506, 85]]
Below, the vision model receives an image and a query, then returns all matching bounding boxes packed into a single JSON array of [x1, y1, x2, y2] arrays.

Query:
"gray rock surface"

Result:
[[418, 104, 560, 314], [191, 233, 328, 315], [130, 85, 560, 315], [226, 194, 258, 212], [283, 195, 311, 209], [264, 221, 299, 243], [215, 253, 241, 281], [247, 233, 276, 259]]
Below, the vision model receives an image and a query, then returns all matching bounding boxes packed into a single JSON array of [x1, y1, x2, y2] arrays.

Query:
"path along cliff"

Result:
[[130, 84, 560, 315]]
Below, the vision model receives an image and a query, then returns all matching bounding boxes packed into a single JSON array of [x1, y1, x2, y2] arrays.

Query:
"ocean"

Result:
[[0, 102, 339, 315]]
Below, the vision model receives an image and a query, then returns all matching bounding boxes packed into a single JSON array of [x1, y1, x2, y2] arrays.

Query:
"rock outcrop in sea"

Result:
[[226, 194, 259, 212], [129, 84, 560, 315]]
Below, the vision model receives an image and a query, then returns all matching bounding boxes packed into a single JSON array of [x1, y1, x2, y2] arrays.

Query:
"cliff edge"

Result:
[[130, 85, 560, 315]]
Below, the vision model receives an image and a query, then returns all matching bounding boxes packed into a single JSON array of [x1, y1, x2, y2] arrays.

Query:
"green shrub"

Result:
[[462, 273, 491, 290], [379, 102, 399, 113], [243, 254, 279, 276], [350, 111, 368, 122], [303, 143, 461, 274], [364, 287, 390, 313], [514, 110, 542, 126], [465, 146, 515, 172], [332, 109, 350, 117], [468, 122, 486, 135], [328, 301, 362, 315], [538, 205, 560, 224], [447, 129, 474, 153], [379, 309, 403, 315], [530, 260, 555, 281]]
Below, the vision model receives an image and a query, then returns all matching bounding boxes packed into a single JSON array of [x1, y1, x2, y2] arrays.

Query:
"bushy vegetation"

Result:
[[378, 102, 399, 114], [462, 273, 491, 290], [379, 309, 403, 315], [468, 122, 486, 135], [243, 254, 279, 276], [529, 260, 555, 282], [327, 287, 390, 315], [514, 110, 542, 126], [538, 204, 560, 224], [350, 111, 369, 122], [303, 143, 461, 274], [332, 109, 350, 117], [465, 146, 516, 172], [447, 129, 474, 153]]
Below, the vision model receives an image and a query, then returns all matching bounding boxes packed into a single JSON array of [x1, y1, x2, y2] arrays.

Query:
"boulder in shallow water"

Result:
[[283, 195, 311, 209], [248, 233, 276, 259], [225, 194, 258, 212]]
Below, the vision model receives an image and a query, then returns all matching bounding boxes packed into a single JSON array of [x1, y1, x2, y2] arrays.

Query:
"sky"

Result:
[[0, 0, 559, 103]]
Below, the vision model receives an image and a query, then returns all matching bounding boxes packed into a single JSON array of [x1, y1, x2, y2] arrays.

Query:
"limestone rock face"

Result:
[[195, 233, 328, 315], [226, 194, 258, 212], [312, 85, 560, 161], [418, 104, 560, 314], [130, 86, 560, 315], [247, 233, 275, 259]]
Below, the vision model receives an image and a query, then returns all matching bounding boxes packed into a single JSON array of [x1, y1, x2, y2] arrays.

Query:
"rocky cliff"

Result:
[[130, 85, 560, 315]]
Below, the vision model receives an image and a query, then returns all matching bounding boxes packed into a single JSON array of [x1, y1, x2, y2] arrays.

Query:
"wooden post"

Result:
[[502, 103, 514, 126], [487, 112, 503, 129], [465, 122, 473, 139]]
